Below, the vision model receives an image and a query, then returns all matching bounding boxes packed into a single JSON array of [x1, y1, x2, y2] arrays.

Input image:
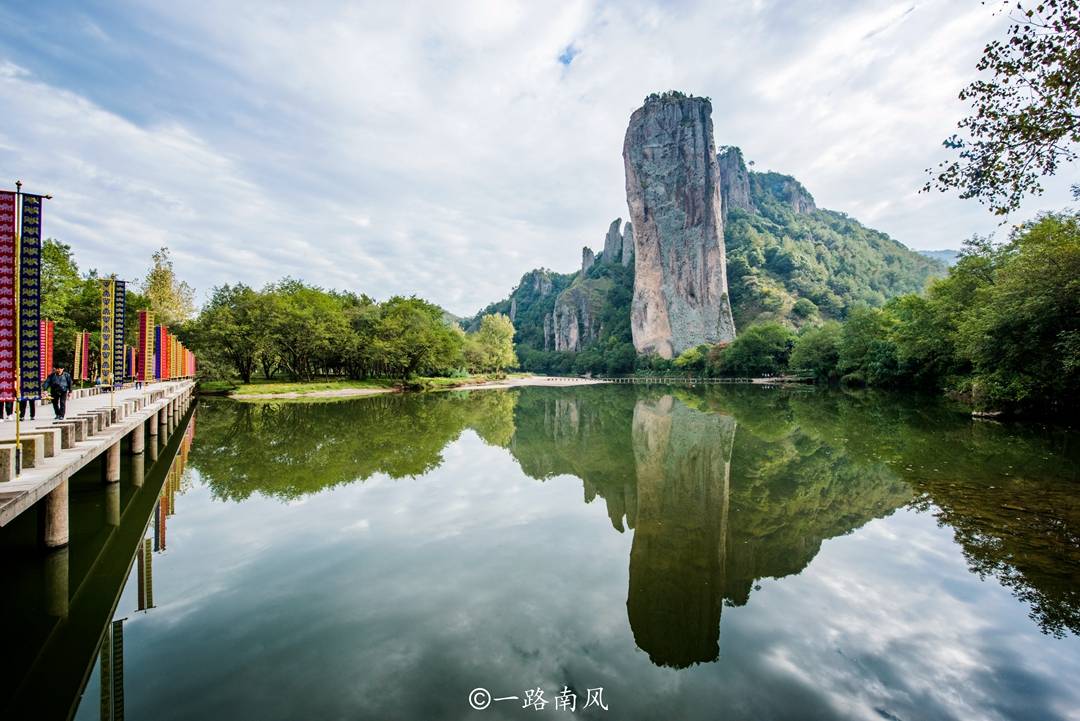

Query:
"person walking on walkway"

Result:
[[43, 364, 73, 420]]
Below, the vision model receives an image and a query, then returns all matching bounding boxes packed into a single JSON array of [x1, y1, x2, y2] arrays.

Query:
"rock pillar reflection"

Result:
[[626, 394, 736, 668]]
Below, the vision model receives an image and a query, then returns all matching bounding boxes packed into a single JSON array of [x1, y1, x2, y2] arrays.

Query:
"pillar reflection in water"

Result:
[[43, 546, 70, 618], [626, 395, 736, 668], [105, 482, 120, 527], [131, 453, 145, 488]]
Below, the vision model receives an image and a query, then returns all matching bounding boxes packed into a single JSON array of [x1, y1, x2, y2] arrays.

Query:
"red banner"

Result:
[[0, 192, 15, 400], [39, 319, 54, 379]]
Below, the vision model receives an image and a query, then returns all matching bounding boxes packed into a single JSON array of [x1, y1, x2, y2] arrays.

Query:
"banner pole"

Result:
[[13, 181, 20, 475]]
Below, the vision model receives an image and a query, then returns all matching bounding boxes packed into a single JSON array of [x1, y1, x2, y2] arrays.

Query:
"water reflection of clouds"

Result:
[[736, 511, 1080, 721], [90, 395, 1080, 721]]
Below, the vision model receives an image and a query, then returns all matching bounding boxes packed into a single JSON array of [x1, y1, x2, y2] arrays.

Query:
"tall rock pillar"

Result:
[[623, 92, 736, 358]]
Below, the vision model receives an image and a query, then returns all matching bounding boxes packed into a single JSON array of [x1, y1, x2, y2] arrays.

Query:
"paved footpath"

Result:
[[0, 380, 195, 534]]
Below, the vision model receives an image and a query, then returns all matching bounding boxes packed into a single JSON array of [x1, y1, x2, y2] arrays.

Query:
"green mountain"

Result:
[[722, 147, 945, 328], [472, 146, 944, 373]]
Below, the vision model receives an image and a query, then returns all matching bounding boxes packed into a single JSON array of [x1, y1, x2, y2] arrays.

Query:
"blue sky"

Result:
[[0, 0, 1074, 316]]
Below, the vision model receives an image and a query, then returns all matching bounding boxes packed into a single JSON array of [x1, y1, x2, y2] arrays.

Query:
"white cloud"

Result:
[[0, 0, 1073, 316]]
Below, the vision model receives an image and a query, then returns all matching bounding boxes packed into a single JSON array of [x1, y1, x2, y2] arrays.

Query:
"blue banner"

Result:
[[19, 195, 41, 399]]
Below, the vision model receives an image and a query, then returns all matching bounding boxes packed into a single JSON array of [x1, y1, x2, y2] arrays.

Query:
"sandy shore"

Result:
[[230, 376, 608, 401], [233, 387, 396, 400], [457, 376, 608, 391]]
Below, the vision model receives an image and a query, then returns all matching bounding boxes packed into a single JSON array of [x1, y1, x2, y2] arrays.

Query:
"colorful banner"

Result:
[[113, 280, 126, 387], [82, 331, 91, 380], [19, 194, 42, 399], [0, 191, 15, 400], [125, 344, 136, 378], [137, 310, 154, 381], [100, 279, 115, 385], [73, 330, 91, 381], [154, 324, 166, 380], [39, 319, 54, 377], [73, 330, 83, 380]]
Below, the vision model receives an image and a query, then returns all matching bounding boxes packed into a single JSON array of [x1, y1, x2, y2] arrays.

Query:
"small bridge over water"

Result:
[[543, 374, 816, 385]]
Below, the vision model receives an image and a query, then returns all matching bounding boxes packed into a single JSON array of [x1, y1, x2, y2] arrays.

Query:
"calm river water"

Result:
[[2, 385, 1078, 720]]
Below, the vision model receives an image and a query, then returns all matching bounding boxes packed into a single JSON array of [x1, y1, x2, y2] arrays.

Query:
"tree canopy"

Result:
[[927, 0, 1080, 214]]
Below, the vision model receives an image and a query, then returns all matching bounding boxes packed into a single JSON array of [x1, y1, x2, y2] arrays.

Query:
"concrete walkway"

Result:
[[0, 380, 196, 539]]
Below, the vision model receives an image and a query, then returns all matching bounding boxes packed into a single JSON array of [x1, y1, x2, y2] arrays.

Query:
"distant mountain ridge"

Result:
[[472, 143, 944, 373]]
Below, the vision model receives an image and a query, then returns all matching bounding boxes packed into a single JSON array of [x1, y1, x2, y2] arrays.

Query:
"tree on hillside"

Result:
[[927, 0, 1080, 214], [142, 247, 195, 325], [42, 239, 81, 322], [955, 212, 1080, 411], [789, 322, 842, 381], [375, 296, 463, 380], [711, 322, 795, 377], [464, 313, 518, 374], [837, 306, 900, 386], [192, 284, 267, 383], [264, 279, 349, 381]]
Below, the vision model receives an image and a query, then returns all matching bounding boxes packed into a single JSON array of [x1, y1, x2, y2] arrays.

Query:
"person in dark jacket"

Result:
[[42, 365, 73, 420]]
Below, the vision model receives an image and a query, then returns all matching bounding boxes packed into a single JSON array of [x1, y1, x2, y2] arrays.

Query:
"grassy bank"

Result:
[[199, 374, 532, 399]]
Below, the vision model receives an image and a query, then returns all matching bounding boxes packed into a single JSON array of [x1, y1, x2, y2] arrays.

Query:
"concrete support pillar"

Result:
[[148, 436, 159, 462], [43, 479, 69, 548], [131, 422, 145, 454], [150, 411, 160, 435], [105, 442, 121, 483], [105, 481, 120, 526], [158, 408, 166, 426], [131, 452, 145, 488], [44, 547, 70, 618]]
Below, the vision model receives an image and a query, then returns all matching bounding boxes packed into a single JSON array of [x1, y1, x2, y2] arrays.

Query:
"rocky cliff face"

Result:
[[551, 284, 600, 352], [581, 246, 595, 274], [717, 146, 754, 216], [623, 92, 736, 358], [603, 219, 622, 263], [621, 222, 634, 267], [751, 171, 816, 214], [525, 269, 555, 297]]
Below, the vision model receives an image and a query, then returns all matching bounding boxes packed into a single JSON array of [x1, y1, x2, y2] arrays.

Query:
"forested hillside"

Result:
[[475, 148, 945, 374], [725, 160, 945, 328]]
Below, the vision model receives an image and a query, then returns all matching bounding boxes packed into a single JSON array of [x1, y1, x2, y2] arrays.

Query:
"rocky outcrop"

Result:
[[623, 92, 736, 358], [551, 284, 600, 352], [774, 177, 816, 214], [543, 313, 552, 351], [603, 218, 622, 263], [581, 246, 595, 274], [509, 296, 518, 322], [621, 222, 634, 267], [526, 269, 555, 297], [752, 172, 816, 214], [717, 145, 753, 216]]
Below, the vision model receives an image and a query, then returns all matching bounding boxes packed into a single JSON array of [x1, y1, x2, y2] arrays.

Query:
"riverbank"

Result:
[[205, 375, 609, 401]]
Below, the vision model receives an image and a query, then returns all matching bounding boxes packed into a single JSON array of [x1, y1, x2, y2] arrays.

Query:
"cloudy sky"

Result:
[[0, 0, 1073, 316]]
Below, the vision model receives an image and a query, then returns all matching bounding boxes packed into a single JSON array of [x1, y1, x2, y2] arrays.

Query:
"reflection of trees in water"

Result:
[[188, 385, 1080, 656], [901, 421, 1080, 638], [190, 392, 517, 501], [682, 386, 1080, 640]]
